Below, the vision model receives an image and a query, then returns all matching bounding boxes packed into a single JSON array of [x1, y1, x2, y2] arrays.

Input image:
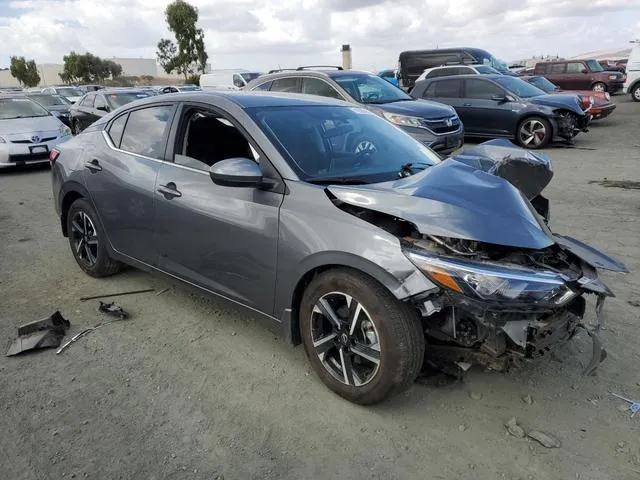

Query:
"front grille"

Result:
[[8, 152, 50, 162], [10, 136, 56, 144], [420, 116, 460, 134]]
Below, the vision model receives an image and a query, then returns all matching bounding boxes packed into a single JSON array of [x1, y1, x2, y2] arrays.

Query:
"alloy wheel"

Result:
[[310, 292, 381, 387], [70, 211, 99, 267], [634, 87, 640, 101], [593, 83, 606, 92], [518, 119, 547, 147]]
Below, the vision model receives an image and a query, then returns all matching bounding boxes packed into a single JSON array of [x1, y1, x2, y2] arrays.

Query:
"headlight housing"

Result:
[[404, 249, 576, 306], [608, 75, 617, 80], [59, 123, 71, 137], [381, 111, 423, 128]]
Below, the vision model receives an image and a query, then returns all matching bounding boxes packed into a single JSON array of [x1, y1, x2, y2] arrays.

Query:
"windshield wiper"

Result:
[[398, 162, 432, 177], [306, 177, 370, 185]]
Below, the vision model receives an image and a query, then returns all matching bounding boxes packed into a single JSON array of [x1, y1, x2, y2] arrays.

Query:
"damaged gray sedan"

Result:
[[51, 92, 627, 405]]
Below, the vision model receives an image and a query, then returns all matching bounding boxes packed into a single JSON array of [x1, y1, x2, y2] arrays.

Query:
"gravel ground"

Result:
[[1, 96, 639, 480]]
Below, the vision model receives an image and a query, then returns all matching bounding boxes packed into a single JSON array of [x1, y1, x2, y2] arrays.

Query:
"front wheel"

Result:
[[516, 116, 552, 149], [592, 82, 607, 92], [66, 198, 123, 277], [300, 268, 425, 405], [632, 84, 640, 102]]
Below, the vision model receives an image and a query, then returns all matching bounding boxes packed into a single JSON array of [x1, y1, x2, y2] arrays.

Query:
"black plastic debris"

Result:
[[6, 311, 70, 356], [98, 301, 129, 319]]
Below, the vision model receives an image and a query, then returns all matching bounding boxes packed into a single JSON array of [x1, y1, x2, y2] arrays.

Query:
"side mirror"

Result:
[[208, 158, 263, 187], [491, 94, 508, 102], [96, 105, 110, 112], [581, 69, 588, 74]]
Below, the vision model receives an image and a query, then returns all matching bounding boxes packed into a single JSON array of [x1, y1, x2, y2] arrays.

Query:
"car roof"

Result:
[[419, 73, 504, 82], [249, 69, 375, 82], [111, 90, 351, 109]]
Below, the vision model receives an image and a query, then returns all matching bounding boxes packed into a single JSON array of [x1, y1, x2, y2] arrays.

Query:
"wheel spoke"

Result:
[[348, 300, 363, 335], [350, 342, 380, 365], [82, 213, 88, 235], [86, 235, 98, 246], [339, 347, 355, 385], [71, 220, 83, 234], [75, 238, 84, 254], [316, 298, 342, 329], [313, 333, 337, 355]]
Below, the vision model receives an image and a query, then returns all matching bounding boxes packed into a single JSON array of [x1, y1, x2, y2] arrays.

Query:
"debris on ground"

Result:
[[6, 311, 70, 356], [611, 392, 640, 418], [98, 301, 129, 319], [615, 441, 629, 454], [458, 424, 467, 432], [505, 417, 526, 439], [469, 391, 483, 400], [56, 306, 130, 355], [528, 430, 561, 448], [522, 394, 534, 405], [628, 300, 640, 308], [588, 179, 640, 190], [79, 288, 154, 301], [155, 287, 171, 296]]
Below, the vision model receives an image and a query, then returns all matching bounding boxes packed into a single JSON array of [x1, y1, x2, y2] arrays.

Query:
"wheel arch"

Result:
[[590, 81, 607, 91], [60, 182, 90, 237], [629, 79, 640, 99], [280, 252, 413, 346]]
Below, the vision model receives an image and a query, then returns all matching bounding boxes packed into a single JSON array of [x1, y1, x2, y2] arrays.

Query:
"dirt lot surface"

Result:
[[1, 97, 639, 480]]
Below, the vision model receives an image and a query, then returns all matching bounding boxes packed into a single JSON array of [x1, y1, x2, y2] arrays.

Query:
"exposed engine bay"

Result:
[[328, 139, 627, 377]]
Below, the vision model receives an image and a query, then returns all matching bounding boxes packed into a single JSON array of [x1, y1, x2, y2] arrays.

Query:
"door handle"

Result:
[[84, 159, 102, 172], [157, 182, 182, 199], [463, 103, 472, 107]]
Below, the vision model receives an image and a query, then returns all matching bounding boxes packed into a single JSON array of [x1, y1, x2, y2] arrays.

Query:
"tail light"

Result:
[[49, 149, 60, 164]]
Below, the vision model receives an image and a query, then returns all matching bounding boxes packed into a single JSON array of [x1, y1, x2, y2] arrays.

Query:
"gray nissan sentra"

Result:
[[50, 91, 627, 404]]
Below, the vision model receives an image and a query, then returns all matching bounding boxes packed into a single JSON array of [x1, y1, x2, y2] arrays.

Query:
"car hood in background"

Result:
[[528, 94, 585, 115], [328, 145, 554, 250], [0, 115, 61, 135], [46, 105, 71, 113], [371, 99, 456, 118]]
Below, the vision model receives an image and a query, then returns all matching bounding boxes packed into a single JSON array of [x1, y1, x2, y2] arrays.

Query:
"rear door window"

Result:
[[269, 77, 300, 93], [107, 114, 128, 148], [566, 62, 585, 73], [253, 81, 273, 91], [301, 78, 343, 99], [549, 63, 566, 73], [433, 79, 462, 97], [119, 105, 174, 160], [464, 79, 504, 99]]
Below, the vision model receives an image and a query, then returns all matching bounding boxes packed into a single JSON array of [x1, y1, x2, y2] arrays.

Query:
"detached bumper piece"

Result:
[[6, 311, 70, 356]]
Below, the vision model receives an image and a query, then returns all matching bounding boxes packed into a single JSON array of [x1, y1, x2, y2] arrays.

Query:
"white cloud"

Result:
[[0, 0, 638, 73]]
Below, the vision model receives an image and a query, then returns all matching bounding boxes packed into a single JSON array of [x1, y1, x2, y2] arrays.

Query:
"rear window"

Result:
[[270, 78, 299, 93]]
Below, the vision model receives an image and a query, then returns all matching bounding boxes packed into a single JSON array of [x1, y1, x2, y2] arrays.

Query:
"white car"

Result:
[[41, 86, 85, 104], [416, 64, 502, 82], [199, 70, 262, 90], [0, 96, 72, 168], [623, 42, 640, 102], [158, 84, 202, 94]]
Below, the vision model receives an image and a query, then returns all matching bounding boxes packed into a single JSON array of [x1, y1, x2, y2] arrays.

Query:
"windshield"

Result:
[[240, 72, 262, 83], [333, 74, 412, 104], [585, 60, 604, 72], [0, 98, 50, 119], [57, 87, 84, 97], [28, 94, 71, 106], [476, 53, 511, 74], [105, 92, 151, 108], [527, 76, 558, 93], [247, 105, 441, 183], [494, 76, 546, 98]]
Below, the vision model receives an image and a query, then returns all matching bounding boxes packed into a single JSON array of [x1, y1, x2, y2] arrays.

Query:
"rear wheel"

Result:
[[592, 82, 607, 92], [66, 198, 123, 277], [632, 84, 640, 102], [516, 116, 552, 149], [300, 268, 425, 405]]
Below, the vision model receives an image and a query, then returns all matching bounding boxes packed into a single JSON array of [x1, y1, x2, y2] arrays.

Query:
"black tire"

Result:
[[632, 84, 640, 102], [516, 116, 552, 149], [300, 268, 425, 405], [66, 198, 123, 277], [592, 82, 607, 93]]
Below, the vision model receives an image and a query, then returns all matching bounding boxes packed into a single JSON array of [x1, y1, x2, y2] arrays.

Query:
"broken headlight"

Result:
[[404, 249, 576, 305]]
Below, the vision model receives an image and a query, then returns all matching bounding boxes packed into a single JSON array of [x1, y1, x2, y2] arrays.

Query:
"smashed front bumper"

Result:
[[554, 111, 591, 140]]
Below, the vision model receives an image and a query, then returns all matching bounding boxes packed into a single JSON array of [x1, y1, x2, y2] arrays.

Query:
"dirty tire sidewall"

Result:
[[66, 197, 122, 278], [592, 82, 607, 92], [632, 85, 640, 102], [300, 268, 425, 405], [516, 116, 552, 150]]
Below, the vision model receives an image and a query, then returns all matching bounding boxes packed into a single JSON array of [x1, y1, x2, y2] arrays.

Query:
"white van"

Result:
[[623, 41, 640, 101], [199, 70, 263, 91]]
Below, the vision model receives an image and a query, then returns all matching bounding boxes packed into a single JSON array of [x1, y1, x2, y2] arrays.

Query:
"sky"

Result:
[[0, 0, 639, 73]]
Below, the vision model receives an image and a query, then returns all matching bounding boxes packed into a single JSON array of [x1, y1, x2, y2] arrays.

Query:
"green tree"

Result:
[[156, 0, 208, 80], [59, 52, 123, 84], [9, 56, 41, 87]]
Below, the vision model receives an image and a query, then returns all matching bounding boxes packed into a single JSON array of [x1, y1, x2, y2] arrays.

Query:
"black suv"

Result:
[[245, 67, 464, 155], [70, 89, 153, 134]]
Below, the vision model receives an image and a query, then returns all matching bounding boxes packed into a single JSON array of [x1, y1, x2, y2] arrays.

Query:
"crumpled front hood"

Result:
[[0, 115, 61, 135], [329, 158, 555, 249], [528, 94, 585, 115]]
